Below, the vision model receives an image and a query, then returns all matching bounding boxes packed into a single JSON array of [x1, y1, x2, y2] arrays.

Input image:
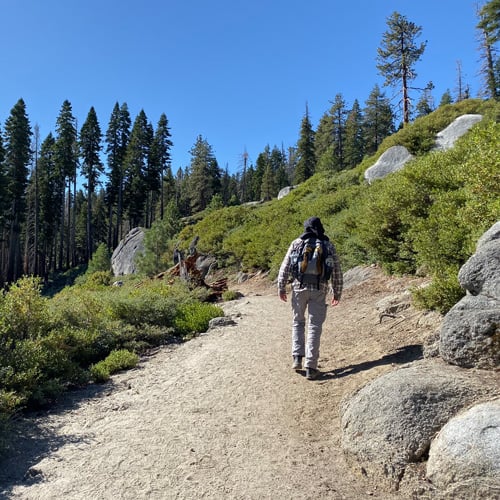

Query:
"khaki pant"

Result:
[[291, 285, 327, 369]]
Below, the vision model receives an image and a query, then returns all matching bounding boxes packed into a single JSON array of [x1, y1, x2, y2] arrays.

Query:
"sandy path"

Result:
[[0, 269, 437, 499]]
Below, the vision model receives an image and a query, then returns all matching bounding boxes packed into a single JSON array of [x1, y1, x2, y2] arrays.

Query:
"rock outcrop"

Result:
[[340, 360, 495, 486], [433, 114, 483, 151], [439, 221, 500, 368], [426, 398, 500, 498], [340, 222, 500, 498], [111, 228, 145, 276], [363, 114, 484, 183], [364, 145, 414, 184]]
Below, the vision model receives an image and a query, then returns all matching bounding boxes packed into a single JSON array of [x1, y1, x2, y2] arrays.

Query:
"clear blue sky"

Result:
[[1, 0, 486, 177]]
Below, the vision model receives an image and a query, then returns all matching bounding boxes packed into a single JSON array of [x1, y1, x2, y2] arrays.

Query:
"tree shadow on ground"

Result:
[[0, 381, 113, 495], [321, 344, 424, 380]]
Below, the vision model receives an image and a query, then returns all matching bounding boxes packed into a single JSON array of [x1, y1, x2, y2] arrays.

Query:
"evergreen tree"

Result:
[[54, 100, 78, 269], [271, 145, 289, 191], [314, 110, 334, 173], [363, 84, 395, 155], [2, 99, 32, 284], [105, 102, 131, 248], [174, 167, 191, 216], [415, 82, 435, 117], [220, 166, 234, 205], [259, 147, 275, 201], [344, 100, 365, 169], [253, 145, 268, 199], [187, 135, 220, 213], [123, 110, 152, 228], [37, 133, 58, 279], [477, 0, 500, 99], [23, 124, 41, 276], [0, 129, 7, 262], [150, 113, 173, 220], [294, 106, 315, 184], [377, 12, 427, 124], [330, 94, 348, 171], [79, 106, 103, 261], [136, 201, 182, 276], [439, 89, 454, 106]]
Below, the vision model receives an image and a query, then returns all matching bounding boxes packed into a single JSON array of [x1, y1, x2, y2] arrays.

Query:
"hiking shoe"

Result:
[[306, 367, 321, 380], [292, 356, 303, 371]]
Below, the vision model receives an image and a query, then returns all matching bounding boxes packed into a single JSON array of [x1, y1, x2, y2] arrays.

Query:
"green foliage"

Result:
[[173, 302, 223, 337], [0, 276, 51, 341], [86, 243, 111, 274], [180, 100, 499, 313], [137, 204, 183, 275], [90, 349, 139, 383], [0, 271, 223, 435], [222, 290, 240, 301]]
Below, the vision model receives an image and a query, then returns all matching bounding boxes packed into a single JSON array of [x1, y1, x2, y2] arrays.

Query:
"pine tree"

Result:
[[0, 128, 6, 228], [271, 145, 288, 191], [344, 100, 365, 169], [331, 94, 349, 171], [2, 99, 32, 284], [23, 124, 41, 276], [294, 106, 315, 184], [363, 84, 395, 155], [439, 89, 454, 106], [187, 135, 220, 213], [477, 0, 500, 99], [415, 82, 435, 117], [79, 106, 103, 261], [150, 113, 173, 220], [314, 111, 334, 173], [377, 12, 427, 124], [105, 102, 131, 248], [54, 100, 78, 269], [253, 145, 268, 199], [123, 110, 152, 228], [37, 133, 58, 279]]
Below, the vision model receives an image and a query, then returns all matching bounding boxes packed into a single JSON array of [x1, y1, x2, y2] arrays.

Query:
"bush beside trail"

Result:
[[0, 275, 223, 441]]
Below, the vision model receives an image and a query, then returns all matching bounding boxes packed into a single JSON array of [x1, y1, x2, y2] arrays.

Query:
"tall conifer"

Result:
[[377, 12, 427, 124], [79, 106, 103, 261], [294, 106, 315, 184]]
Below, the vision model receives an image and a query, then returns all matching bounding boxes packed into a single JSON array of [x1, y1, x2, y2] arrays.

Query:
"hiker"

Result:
[[278, 216, 343, 380]]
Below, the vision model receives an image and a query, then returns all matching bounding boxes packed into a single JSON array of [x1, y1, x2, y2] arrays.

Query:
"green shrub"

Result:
[[173, 302, 223, 337], [0, 276, 52, 341], [87, 243, 112, 275], [90, 349, 139, 383], [222, 290, 240, 301]]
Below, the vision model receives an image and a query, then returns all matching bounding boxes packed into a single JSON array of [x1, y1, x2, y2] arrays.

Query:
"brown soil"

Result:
[[0, 267, 444, 499]]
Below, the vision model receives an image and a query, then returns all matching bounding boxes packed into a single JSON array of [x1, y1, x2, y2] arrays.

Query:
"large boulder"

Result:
[[277, 185, 297, 200], [434, 114, 483, 151], [340, 360, 495, 487], [439, 294, 500, 369], [439, 221, 500, 369], [426, 398, 500, 499], [458, 221, 500, 298], [364, 145, 414, 184], [111, 228, 145, 276]]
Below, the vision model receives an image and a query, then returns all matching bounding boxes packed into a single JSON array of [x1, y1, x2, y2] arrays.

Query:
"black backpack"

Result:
[[291, 238, 334, 288]]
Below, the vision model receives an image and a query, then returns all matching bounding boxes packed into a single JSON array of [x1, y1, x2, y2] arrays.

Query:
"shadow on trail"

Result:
[[322, 344, 423, 380], [0, 382, 112, 496]]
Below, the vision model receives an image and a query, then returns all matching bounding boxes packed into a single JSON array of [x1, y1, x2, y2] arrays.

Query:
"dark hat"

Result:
[[303, 216, 325, 237]]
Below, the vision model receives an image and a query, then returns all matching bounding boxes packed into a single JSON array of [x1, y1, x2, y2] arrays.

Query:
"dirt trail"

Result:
[[0, 268, 441, 499]]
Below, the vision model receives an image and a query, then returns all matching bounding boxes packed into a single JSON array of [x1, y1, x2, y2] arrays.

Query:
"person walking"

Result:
[[278, 216, 343, 380]]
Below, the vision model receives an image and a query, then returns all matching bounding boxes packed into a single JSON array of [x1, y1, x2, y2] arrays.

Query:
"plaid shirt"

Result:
[[278, 237, 343, 299]]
